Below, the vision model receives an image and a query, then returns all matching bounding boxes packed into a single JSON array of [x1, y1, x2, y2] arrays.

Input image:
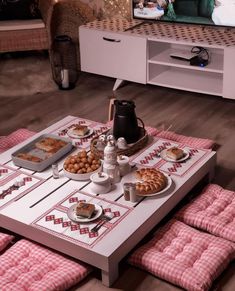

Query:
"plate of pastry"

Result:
[[122, 167, 172, 197], [135, 168, 172, 197], [67, 125, 94, 139], [67, 202, 103, 223], [160, 147, 189, 163]]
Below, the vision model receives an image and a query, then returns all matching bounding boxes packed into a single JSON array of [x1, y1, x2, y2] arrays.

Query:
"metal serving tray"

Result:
[[11, 134, 73, 172]]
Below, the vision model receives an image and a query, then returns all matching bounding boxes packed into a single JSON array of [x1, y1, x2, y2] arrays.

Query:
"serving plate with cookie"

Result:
[[11, 134, 73, 172], [122, 167, 172, 197], [67, 202, 103, 223], [160, 147, 190, 163], [67, 125, 94, 139]]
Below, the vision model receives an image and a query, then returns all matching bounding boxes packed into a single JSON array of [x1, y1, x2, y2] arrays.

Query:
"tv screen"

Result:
[[132, 0, 235, 28]]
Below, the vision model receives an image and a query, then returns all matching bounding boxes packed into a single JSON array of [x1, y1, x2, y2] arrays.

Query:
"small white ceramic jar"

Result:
[[117, 155, 131, 177]]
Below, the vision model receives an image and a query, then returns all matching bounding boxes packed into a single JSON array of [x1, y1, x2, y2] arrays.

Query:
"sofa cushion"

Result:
[[175, 184, 235, 242], [128, 219, 235, 291], [0, 19, 45, 31], [0, 239, 92, 291], [0, 232, 14, 252], [0, 0, 41, 21]]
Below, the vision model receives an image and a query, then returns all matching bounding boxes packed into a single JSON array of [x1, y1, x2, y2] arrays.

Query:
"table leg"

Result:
[[101, 264, 119, 287], [113, 79, 125, 91], [208, 167, 215, 183]]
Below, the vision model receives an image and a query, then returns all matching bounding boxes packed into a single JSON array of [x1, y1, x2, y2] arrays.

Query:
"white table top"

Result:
[[0, 115, 216, 286]]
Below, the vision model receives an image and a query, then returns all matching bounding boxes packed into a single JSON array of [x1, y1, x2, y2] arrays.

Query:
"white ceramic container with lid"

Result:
[[90, 172, 112, 194]]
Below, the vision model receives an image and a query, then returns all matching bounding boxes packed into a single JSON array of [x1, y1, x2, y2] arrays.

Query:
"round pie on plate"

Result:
[[135, 168, 167, 195]]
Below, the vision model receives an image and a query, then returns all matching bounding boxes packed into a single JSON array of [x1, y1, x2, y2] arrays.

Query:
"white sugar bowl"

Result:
[[90, 172, 112, 194]]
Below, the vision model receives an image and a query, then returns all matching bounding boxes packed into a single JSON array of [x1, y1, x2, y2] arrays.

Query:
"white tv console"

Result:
[[79, 17, 235, 99]]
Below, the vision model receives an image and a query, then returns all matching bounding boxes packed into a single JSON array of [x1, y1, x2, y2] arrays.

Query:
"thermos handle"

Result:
[[108, 97, 116, 122], [137, 117, 145, 129]]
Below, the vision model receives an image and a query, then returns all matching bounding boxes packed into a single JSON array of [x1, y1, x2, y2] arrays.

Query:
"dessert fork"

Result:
[[90, 212, 114, 233]]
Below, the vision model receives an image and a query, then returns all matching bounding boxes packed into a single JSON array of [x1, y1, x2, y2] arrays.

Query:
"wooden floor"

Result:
[[0, 52, 235, 290]]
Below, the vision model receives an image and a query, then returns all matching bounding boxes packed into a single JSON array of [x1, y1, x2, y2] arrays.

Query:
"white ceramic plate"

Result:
[[160, 148, 190, 163], [136, 173, 172, 197], [67, 127, 94, 139], [63, 166, 101, 181], [67, 203, 103, 223]]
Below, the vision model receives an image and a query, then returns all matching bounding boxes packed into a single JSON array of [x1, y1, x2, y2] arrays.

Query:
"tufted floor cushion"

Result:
[[154, 130, 215, 149], [0, 128, 35, 154], [0, 239, 92, 291], [128, 219, 235, 291], [0, 232, 14, 252], [175, 184, 235, 242]]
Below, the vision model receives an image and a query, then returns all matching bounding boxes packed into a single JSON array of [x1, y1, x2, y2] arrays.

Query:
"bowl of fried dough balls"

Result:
[[63, 150, 102, 180]]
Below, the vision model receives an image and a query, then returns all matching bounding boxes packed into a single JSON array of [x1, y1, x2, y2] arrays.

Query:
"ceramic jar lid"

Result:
[[90, 172, 110, 185]]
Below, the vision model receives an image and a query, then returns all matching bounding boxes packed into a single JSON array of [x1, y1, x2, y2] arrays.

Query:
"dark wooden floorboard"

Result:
[[0, 53, 234, 290]]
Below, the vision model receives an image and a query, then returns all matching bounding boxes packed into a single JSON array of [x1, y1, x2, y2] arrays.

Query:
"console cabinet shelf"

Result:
[[79, 19, 235, 100], [147, 41, 224, 96]]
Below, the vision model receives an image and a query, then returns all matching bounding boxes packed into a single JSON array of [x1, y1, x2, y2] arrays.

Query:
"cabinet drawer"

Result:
[[79, 27, 147, 84]]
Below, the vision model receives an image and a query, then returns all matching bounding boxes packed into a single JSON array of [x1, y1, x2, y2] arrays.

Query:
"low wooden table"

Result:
[[0, 116, 216, 286]]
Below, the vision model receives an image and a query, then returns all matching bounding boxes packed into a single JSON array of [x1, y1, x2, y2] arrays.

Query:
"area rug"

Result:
[[0, 52, 57, 97]]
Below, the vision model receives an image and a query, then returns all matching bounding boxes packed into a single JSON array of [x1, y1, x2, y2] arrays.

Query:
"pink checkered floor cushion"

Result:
[[154, 130, 215, 149], [0, 239, 92, 291], [175, 184, 235, 243], [0, 232, 14, 252], [128, 219, 235, 291], [0, 128, 35, 154]]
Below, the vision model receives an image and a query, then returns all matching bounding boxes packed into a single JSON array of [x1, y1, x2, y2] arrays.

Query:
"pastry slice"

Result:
[[35, 137, 66, 152], [72, 125, 89, 136], [17, 153, 42, 163], [75, 202, 95, 218], [166, 147, 184, 160]]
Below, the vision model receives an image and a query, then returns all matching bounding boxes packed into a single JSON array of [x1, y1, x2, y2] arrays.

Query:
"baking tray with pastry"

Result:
[[11, 134, 73, 172]]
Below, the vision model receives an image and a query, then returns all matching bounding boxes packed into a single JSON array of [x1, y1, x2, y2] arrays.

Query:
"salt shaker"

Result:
[[96, 135, 106, 151], [117, 137, 128, 149], [123, 183, 131, 201], [117, 155, 131, 177], [129, 183, 137, 202], [107, 134, 115, 143], [52, 163, 60, 179]]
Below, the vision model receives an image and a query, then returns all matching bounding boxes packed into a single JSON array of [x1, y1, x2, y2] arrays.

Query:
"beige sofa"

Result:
[[0, 0, 56, 53]]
